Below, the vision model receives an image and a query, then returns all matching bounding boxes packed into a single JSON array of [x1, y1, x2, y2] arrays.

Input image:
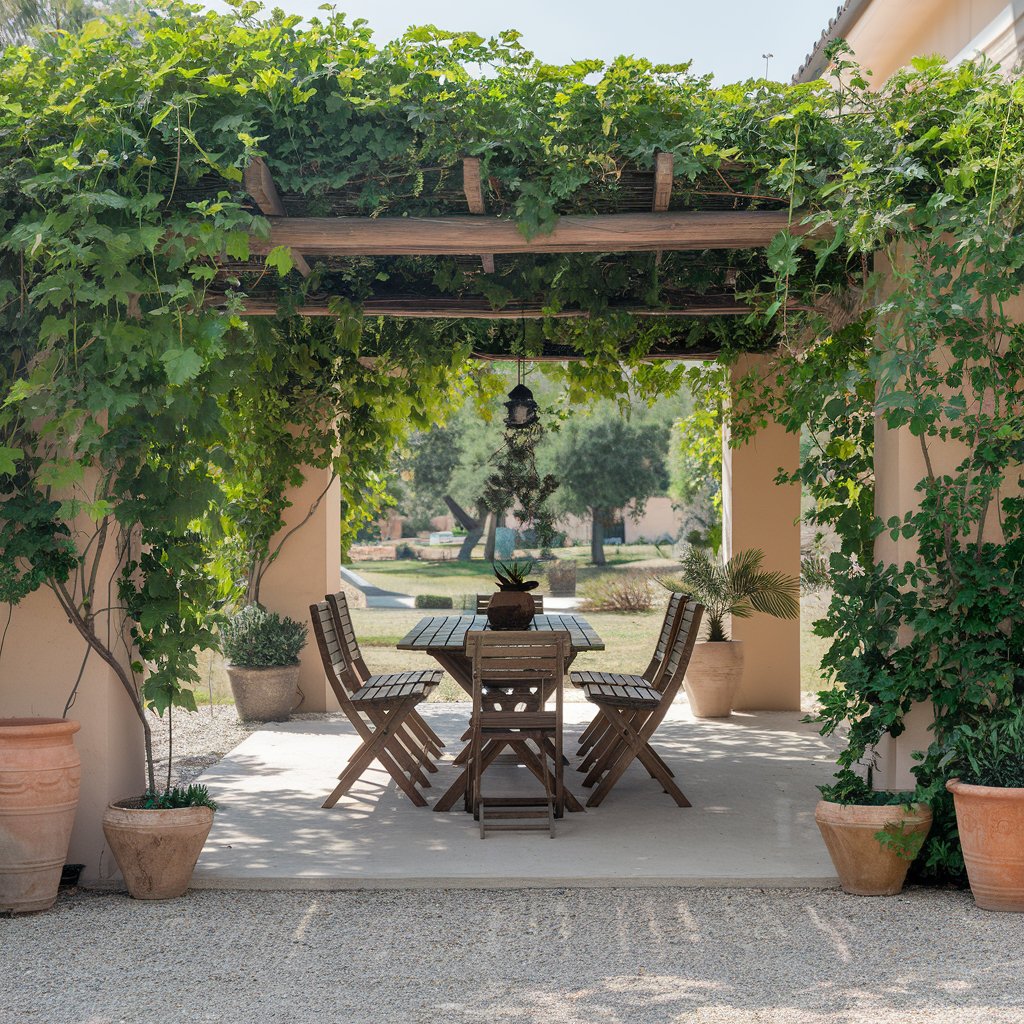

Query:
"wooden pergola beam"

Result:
[[217, 296, 799, 319], [462, 157, 496, 274], [653, 152, 674, 212], [243, 158, 311, 278], [251, 210, 797, 257]]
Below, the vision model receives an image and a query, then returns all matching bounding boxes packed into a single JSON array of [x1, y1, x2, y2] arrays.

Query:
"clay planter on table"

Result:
[[683, 641, 744, 718], [485, 591, 535, 631], [947, 779, 1024, 912], [815, 800, 932, 896], [225, 663, 300, 722], [0, 718, 81, 914], [102, 802, 214, 900]]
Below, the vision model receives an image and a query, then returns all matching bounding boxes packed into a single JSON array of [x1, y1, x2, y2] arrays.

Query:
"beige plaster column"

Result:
[[259, 466, 341, 713], [0, 582, 143, 883], [721, 354, 802, 712]]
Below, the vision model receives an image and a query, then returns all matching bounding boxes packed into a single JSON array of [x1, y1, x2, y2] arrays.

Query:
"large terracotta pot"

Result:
[[485, 591, 535, 631], [0, 717, 81, 914], [225, 663, 300, 722], [947, 779, 1024, 912], [683, 641, 744, 718], [815, 800, 932, 896], [103, 801, 214, 900]]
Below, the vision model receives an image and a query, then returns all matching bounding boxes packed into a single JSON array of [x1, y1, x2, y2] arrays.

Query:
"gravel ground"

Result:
[[4, 886, 1023, 1023]]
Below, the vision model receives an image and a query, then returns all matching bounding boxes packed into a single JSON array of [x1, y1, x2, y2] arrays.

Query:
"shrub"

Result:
[[414, 594, 453, 609], [545, 561, 577, 596], [579, 571, 654, 612], [395, 542, 418, 560], [220, 604, 307, 667], [952, 708, 1024, 788]]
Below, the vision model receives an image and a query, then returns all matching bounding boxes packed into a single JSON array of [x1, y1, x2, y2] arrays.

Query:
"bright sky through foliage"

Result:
[[204, 0, 840, 83]]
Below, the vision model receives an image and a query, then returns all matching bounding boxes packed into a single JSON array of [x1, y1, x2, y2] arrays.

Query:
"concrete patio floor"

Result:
[[191, 703, 844, 890]]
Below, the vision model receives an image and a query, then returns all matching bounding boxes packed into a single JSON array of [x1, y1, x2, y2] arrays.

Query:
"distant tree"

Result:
[[546, 409, 668, 565]]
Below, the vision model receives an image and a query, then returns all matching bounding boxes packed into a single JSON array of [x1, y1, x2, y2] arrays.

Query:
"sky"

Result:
[[206, 0, 842, 83]]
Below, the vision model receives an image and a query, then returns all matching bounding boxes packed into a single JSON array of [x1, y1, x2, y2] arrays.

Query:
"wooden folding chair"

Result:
[[571, 592, 688, 762], [309, 600, 442, 809], [465, 630, 569, 837], [577, 600, 704, 808], [475, 594, 544, 615], [326, 592, 445, 761]]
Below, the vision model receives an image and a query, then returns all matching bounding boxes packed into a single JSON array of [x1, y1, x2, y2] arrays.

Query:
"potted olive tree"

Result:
[[221, 604, 308, 722], [815, 768, 932, 896], [661, 547, 799, 717], [946, 708, 1024, 912]]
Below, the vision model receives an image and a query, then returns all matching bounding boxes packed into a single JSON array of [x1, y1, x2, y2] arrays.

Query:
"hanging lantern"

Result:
[[504, 382, 539, 430]]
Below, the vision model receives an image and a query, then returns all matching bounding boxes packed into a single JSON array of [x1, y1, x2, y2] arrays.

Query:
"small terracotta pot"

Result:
[[485, 591, 535, 631], [102, 802, 214, 900], [815, 800, 932, 896], [226, 663, 300, 722], [947, 778, 1024, 912], [0, 718, 81, 913], [683, 641, 744, 718]]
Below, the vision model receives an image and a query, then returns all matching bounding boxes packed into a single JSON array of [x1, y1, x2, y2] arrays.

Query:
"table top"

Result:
[[397, 613, 604, 654]]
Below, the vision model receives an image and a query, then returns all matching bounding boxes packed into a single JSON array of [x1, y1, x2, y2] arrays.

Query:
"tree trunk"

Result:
[[482, 512, 497, 562], [590, 510, 606, 566], [444, 495, 482, 561]]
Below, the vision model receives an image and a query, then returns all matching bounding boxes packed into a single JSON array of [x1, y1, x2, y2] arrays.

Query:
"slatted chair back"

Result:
[[325, 592, 371, 681], [466, 629, 567, 692], [474, 594, 545, 616], [642, 592, 688, 686], [309, 600, 363, 706], [650, 600, 704, 712]]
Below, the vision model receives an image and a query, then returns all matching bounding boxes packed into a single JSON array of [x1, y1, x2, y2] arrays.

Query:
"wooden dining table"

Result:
[[397, 612, 605, 812]]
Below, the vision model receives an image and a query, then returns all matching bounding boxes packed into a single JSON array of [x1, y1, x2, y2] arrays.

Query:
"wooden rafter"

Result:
[[243, 158, 311, 278], [653, 152, 674, 212], [251, 210, 799, 257], [462, 157, 496, 274], [213, 295, 803, 319]]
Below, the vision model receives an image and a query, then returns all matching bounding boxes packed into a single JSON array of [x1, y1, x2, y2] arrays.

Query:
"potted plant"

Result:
[[946, 707, 1024, 912], [485, 559, 539, 630], [661, 547, 799, 717], [220, 604, 308, 722], [815, 768, 932, 896], [0, 718, 81, 913]]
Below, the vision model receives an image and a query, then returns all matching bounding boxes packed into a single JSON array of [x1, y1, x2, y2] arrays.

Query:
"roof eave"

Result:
[[791, 0, 872, 84]]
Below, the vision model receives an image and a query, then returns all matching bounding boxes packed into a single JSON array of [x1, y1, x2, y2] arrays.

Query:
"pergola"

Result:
[[218, 152, 804, 714]]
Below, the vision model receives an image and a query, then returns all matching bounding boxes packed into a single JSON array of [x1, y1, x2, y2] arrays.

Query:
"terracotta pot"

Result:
[[683, 641, 744, 718], [225, 663, 300, 722], [815, 800, 932, 896], [102, 802, 214, 900], [0, 718, 81, 914], [485, 591, 535, 631], [947, 779, 1024, 912]]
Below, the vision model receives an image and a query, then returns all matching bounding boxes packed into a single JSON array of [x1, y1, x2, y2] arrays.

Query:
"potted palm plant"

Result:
[[661, 547, 799, 717], [946, 707, 1024, 912], [221, 604, 308, 722], [485, 559, 539, 630], [815, 768, 932, 896]]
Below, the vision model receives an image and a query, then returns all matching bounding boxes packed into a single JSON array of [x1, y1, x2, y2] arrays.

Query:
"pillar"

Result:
[[259, 466, 341, 713], [722, 353, 802, 711], [0, 581, 143, 883]]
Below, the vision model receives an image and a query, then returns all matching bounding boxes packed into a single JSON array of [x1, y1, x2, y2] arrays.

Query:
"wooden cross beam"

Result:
[[251, 210, 797, 257], [462, 157, 496, 274], [216, 296, 803, 318], [243, 158, 311, 278]]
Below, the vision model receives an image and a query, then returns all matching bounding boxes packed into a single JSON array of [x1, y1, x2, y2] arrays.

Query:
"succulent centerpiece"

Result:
[[485, 559, 540, 630]]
